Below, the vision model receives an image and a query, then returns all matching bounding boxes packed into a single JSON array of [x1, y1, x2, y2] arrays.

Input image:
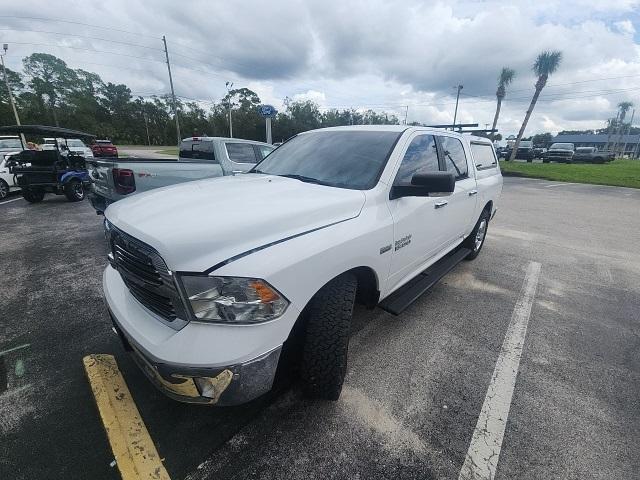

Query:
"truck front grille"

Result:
[[108, 226, 187, 323]]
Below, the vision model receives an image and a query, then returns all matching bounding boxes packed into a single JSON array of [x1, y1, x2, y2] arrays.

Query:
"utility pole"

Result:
[[452, 84, 463, 131], [403, 105, 409, 125], [162, 36, 181, 146], [0, 44, 26, 146], [622, 109, 634, 158], [143, 113, 151, 146], [225, 81, 234, 138]]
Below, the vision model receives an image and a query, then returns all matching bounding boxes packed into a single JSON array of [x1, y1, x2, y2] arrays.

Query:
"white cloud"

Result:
[[1, 0, 639, 135]]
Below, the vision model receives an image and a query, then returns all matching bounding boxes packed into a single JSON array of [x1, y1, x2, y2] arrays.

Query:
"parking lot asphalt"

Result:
[[1, 177, 639, 479]]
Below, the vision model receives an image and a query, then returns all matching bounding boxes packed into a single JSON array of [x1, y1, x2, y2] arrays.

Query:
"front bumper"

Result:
[[110, 309, 282, 405], [103, 265, 295, 405]]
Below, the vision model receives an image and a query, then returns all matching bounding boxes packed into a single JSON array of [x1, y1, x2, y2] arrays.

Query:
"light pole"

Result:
[[452, 84, 463, 131], [0, 44, 26, 146], [225, 81, 234, 138]]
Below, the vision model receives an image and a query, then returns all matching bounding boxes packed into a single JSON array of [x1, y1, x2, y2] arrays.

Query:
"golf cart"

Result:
[[0, 125, 95, 203]]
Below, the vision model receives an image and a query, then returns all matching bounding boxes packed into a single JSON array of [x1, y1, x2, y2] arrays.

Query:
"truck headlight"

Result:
[[179, 275, 288, 324]]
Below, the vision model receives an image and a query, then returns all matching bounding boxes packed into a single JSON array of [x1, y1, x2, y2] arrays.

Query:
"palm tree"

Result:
[[611, 101, 633, 157], [509, 51, 562, 161], [490, 67, 515, 141]]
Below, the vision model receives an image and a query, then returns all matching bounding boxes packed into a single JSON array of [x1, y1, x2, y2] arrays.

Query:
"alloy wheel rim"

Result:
[[475, 219, 487, 251], [74, 183, 84, 199], [0, 183, 7, 199]]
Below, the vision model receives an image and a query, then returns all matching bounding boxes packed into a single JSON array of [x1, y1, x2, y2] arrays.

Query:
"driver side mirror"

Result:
[[390, 171, 455, 200]]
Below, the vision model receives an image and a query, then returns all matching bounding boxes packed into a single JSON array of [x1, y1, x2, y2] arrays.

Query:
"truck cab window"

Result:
[[393, 135, 439, 185], [440, 136, 468, 180], [226, 143, 259, 163], [180, 140, 216, 161]]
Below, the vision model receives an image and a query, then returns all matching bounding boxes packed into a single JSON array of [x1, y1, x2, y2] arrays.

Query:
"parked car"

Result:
[[543, 143, 575, 163], [102, 126, 503, 405], [0, 155, 21, 199], [572, 147, 614, 163], [533, 147, 547, 158], [2, 125, 95, 203], [515, 140, 535, 161], [42, 137, 94, 158], [0, 135, 23, 159], [91, 139, 118, 158], [87, 136, 274, 214]]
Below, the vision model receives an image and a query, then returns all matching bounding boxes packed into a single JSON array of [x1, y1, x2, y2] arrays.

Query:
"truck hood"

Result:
[[105, 173, 366, 272]]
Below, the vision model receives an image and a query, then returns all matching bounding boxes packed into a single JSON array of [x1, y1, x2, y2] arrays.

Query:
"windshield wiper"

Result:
[[277, 174, 332, 186]]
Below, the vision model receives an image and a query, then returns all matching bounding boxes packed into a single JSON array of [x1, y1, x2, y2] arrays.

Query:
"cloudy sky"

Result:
[[1, 0, 640, 136]]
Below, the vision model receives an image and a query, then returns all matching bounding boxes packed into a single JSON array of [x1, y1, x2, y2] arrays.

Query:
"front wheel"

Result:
[[300, 273, 357, 400], [23, 188, 45, 203], [0, 179, 9, 200], [464, 210, 490, 261], [64, 179, 85, 202]]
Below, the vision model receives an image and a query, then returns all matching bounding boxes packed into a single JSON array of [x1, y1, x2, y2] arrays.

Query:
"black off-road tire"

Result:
[[22, 188, 45, 203], [0, 179, 9, 200], [64, 179, 85, 202], [300, 273, 357, 400], [464, 210, 491, 261]]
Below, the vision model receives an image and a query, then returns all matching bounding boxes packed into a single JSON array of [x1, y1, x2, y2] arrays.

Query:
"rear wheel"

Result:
[[0, 180, 8, 200], [64, 179, 85, 202], [464, 210, 490, 261], [22, 188, 45, 203], [300, 273, 357, 400]]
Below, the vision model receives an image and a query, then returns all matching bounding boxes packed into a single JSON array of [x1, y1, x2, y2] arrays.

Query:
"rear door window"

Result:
[[180, 140, 216, 161], [470, 143, 497, 170], [226, 143, 259, 163], [439, 136, 468, 180]]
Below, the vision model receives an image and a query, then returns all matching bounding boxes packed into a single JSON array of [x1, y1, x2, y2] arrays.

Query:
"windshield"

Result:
[[67, 139, 86, 148], [252, 130, 402, 190], [0, 138, 22, 149], [550, 143, 574, 150], [519, 141, 533, 147]]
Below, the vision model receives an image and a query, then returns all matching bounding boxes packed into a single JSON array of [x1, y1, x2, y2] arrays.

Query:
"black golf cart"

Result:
[[0, 125, 95, 203]]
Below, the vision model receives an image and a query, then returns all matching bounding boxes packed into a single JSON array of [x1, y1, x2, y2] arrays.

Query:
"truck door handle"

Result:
[[468, 190, 478, 196], [434, 201, 448, 209]]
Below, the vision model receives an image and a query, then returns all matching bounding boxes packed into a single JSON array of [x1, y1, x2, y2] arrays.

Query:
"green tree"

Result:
[[22, 53, 77, 126], [490, 67, 515, 141], [509, 51, 562, 161], [0, 66, 23, 125], [532, 132, 553, 146]]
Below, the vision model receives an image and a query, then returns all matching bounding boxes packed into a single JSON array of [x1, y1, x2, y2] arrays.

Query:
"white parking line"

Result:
[[544, 183, 576, 188], [0, 197, 22, 205], [458, 261, 542, 480]]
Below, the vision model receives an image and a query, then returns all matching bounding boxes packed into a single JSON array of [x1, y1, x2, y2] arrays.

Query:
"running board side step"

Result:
[[378, 247, 471, 315]]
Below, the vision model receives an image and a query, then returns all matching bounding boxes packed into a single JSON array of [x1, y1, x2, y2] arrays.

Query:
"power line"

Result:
[[0, 28, 162, 51], [0, 15, 161, 39], [3, 41, 165, 63]]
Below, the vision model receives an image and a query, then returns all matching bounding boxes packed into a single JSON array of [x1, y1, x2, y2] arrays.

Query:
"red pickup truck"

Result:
[[91, 140, 118, 158]]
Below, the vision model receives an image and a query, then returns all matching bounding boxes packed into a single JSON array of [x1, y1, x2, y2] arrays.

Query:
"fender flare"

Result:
[[60, 171, 90, 185]]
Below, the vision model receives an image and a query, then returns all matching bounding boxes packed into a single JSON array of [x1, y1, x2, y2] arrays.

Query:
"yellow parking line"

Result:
[[83, 354, 171, 480]]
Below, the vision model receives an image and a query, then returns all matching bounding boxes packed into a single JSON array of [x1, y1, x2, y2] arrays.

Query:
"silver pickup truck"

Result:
[[87, 136, 274, 213]]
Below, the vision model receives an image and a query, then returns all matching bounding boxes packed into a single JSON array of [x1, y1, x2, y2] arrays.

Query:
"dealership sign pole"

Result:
[[258, 105, 277, 144]]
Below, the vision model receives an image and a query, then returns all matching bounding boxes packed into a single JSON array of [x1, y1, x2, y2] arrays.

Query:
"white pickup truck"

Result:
[[87, 137, 274, 213], [102, 126, 502, 405]]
